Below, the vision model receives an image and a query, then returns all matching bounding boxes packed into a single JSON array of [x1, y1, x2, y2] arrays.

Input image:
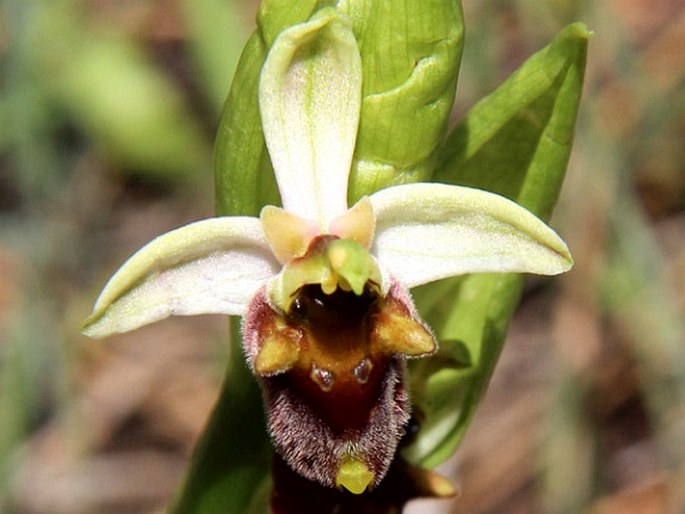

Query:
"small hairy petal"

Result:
[[261, 205, 320, 264], [328, 197, 375, 249], [370, 183, 573, 288], [83, 217, 279, 338]]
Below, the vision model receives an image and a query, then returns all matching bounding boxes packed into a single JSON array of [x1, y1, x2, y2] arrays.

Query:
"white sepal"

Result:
[[370, 183, 573, 288], [83, 217, 280, 338], [259, 9, 362, 229]]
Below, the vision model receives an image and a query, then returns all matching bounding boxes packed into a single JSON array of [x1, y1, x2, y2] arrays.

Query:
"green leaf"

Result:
[[407, 273, 524, 466], [214, 32, 274, 217], [435, 22, 591, 219], [404, 22, 589, 467], [256, 0, 320, 48], [341, 0, 464, 200]]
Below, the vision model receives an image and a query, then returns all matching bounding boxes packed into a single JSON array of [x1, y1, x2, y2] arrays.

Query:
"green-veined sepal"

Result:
[[370, 183, 572, 289], [259, 9, 362, 229], [83, 217, 279, 338]]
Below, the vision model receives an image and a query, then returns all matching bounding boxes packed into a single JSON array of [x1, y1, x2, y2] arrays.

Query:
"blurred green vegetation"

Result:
[[1, 0, 247, 511], [1, 0, 683, 513]]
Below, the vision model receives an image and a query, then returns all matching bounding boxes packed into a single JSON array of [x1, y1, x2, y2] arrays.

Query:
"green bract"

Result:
[[407, 22, 590, 466], [214, 0, 464, 216]]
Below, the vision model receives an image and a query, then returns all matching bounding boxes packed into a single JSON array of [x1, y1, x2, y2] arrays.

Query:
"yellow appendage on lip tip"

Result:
[[335, 458, 374, 494], [328, 196, 375, 249]]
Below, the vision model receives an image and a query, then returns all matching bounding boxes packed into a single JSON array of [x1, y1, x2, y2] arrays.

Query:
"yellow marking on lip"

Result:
[[336, 458, 374, 494]]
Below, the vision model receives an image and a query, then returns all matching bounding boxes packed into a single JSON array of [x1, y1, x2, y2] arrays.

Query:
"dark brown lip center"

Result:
[[285, 284, 387, 432], [288, 283, 379, 326]]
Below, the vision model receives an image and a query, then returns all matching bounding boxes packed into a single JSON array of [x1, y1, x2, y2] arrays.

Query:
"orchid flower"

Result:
[[83, 10, 572, 496]]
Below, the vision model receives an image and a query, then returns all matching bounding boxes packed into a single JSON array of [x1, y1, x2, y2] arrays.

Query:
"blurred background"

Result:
[[0, 0, 683, 513]]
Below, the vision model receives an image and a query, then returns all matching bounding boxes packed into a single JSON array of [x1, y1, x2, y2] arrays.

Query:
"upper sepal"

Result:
[[258, 8, 362, 229], [82, 217, 280, 338]]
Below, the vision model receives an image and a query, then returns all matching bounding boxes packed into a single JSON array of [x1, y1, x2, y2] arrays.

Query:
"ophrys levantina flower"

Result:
[[83, 9, 572, 495]]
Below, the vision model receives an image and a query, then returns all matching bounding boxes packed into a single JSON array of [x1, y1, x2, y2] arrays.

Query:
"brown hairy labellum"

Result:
[[242, 278, 436, 493]]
